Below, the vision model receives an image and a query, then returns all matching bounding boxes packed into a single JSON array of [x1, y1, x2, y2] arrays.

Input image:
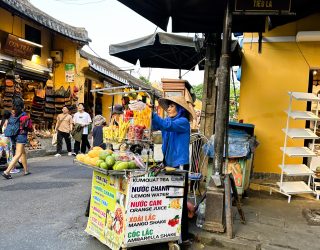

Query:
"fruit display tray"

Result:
[[74, 160, 147, 176]]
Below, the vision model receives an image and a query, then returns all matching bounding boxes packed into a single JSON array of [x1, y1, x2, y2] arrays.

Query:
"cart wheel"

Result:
[[168, 242, 180, 250]]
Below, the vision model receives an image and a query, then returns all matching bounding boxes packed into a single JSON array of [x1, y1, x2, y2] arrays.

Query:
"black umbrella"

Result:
[[109, 32, 242, 73], [117, 0, 266, 33], [110, 32, 204, 71]]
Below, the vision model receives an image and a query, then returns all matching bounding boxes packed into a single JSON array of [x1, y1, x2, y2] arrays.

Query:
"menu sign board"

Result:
[[3, 34, 35, 60], [125, 174, 184, 247], [235, 0, 291, 13], [85, 171, 127, 250]]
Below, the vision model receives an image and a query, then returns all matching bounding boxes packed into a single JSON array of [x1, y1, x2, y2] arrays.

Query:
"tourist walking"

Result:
[[2, 100, 32, 179], [54, 106, 73, 157], [72, 103, 92, 155]]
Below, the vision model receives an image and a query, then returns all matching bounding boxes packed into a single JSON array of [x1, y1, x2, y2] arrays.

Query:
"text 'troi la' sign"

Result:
[[235, 0, 292, 13]]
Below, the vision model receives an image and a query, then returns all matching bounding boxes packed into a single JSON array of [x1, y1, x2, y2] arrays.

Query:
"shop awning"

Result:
[[0, 60, 49, 82], [117, 0, 320, 33], [116, 0, 266, 33]]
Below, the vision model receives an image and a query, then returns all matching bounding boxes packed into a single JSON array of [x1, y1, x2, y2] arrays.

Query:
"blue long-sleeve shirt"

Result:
[[152, 112, 190, 167]]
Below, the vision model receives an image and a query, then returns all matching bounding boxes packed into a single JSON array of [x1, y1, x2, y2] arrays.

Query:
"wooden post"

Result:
[[225, 174, 233, 239]]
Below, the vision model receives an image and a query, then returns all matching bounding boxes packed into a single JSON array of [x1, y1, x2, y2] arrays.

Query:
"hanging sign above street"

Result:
[[234, 0, 292, 14], [3, 34, 35, 60]]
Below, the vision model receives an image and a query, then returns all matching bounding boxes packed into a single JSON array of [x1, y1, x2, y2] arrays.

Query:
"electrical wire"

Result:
[[296, 42, 311, 68], [180, 57, 205, 78], [87, 45, 103, 59]]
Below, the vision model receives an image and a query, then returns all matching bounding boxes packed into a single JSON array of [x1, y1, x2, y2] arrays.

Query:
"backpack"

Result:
[[4, 114, 23, 137], [20, 114, 33, 133]]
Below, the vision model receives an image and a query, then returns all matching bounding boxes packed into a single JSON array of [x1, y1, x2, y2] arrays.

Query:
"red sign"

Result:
[[3, 34, 35, 60]]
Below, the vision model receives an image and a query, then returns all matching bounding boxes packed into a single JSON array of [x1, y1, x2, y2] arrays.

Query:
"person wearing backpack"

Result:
[[0, 110, 22, 174], [2, 104, 32, 179]]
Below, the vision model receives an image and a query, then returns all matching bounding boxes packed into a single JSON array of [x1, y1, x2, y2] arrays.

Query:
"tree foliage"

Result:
[[139, 76, 151, 85], [192, 84, 203, 100], [192, 83, 240, 121]]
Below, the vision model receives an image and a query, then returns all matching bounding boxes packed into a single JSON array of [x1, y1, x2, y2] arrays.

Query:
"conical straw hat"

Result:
[[158, 95, 195, 120]]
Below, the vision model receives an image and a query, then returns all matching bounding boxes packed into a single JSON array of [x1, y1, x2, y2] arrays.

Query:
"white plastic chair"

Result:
[[189, 133, 208, 204]]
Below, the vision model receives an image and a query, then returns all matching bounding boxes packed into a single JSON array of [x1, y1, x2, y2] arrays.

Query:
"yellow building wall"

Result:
[[239, 14, 320, 174], [0, 9, 51, 66], [0, 8, 83, 104], [52, 36, 81, 100]]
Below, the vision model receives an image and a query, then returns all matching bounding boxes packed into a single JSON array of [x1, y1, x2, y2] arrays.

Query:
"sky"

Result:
[[29, 0, 205, 85]]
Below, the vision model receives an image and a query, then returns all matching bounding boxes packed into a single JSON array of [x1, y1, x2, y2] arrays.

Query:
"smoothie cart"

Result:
[[76, 162, 184, 250], [78, 87, 184, 249]]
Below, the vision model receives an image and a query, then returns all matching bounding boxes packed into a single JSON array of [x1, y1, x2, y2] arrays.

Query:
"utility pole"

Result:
[[204, 0, 232, 233]]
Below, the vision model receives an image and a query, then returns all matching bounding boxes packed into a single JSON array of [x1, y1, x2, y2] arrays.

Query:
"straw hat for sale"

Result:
[[158, 96, 196, 120]]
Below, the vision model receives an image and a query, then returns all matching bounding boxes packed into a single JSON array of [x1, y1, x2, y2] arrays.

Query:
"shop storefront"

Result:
[[0, 0, 90, 155]]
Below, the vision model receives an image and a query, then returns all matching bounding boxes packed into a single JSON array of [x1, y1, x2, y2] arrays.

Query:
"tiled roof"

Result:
[[80, 50, 162, 97], [0, 0, 91, 44]]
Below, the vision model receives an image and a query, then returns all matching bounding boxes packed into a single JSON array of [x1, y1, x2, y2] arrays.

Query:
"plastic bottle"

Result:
[[141, 148, 148, 162], [196, 199, 206, 228]]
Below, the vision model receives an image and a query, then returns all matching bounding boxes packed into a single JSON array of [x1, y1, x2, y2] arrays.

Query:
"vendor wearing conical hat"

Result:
[[152, 95, 192, 244]]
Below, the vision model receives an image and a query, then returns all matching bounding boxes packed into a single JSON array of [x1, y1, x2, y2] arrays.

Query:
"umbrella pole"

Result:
[[203, 0, 232, 234], [110, 95, 114, 122], [179, 69, 182, 79], [214, 0, 232, 178]]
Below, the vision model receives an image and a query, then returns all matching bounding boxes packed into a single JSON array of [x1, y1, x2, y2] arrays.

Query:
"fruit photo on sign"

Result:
[[114, 207, 124, 234], [105, 210, 114, 232], [169, 198, 181, 209], [168, 215, 180, 227]]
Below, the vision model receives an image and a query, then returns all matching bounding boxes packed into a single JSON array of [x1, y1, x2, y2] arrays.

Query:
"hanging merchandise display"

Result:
[[0, 71, 77, 152]]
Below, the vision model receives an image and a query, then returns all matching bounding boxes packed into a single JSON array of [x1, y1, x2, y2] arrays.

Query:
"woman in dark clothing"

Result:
[[91, 115, 107, 149], [152, 95, 194, 245]]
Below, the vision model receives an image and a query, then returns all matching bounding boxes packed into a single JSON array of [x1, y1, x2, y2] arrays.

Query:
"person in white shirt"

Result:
[[72, 103, 92, 155]]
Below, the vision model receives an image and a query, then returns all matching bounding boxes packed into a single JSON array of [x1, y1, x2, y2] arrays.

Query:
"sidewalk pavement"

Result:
[[189, 183, 320, 250]]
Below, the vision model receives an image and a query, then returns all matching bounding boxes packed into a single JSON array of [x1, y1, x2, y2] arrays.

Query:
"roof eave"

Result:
[[0, 1, 91, 44]]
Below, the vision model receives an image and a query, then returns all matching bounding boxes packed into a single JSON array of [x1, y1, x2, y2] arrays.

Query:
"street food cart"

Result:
[[77, 87, 184, 249], [76, 162, 184, 250]]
